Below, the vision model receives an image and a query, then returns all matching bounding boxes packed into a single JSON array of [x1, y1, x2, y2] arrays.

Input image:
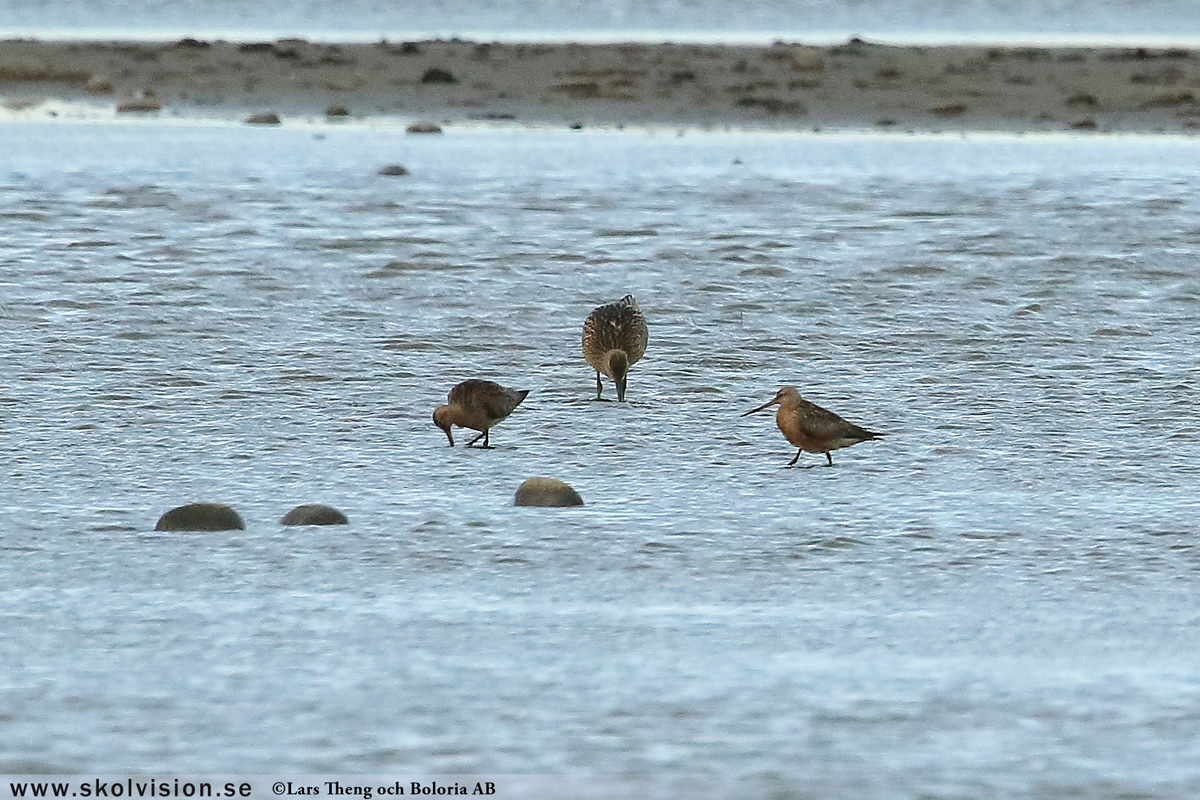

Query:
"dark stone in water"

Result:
[[155, 503, 245, 531], [378, 164, 409, 176], [514, 477, 584, 507], [280, 504, 350, 526]]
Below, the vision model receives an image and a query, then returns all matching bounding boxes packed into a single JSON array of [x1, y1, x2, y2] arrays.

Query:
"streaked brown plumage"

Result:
[[741, 386, 883, 466], [433, 379, 529, 448], [581, 294, 648, 401]]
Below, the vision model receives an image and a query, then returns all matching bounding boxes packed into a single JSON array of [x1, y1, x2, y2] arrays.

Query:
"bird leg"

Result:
[[466, 430, 487, 447], [788, 449, 802, 466], [594, 372, 604, 400], [825, 452, 834, 466]]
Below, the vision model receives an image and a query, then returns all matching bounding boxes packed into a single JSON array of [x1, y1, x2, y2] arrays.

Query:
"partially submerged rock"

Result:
[[514, 477, 584, 507], [280, 504, 350, 526], [155, 502, 245, 531]]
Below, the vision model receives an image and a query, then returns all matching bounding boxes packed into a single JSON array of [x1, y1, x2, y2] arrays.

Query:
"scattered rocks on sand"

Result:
[[514, 477, 584, 507], [155, 503, 245, 531], [280, 504, 350, 526], [4, 38, 1200, 135]]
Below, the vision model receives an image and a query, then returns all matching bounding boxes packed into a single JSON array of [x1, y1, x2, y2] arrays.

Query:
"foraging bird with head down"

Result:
[[581, 294, 648, 402], [741, 386, 883, 466], [433, 379, 528, 448]]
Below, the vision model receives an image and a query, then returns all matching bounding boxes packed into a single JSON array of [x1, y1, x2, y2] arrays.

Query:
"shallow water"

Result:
[[3, 121, 1200, 796], [5, 0, 1200, 43]]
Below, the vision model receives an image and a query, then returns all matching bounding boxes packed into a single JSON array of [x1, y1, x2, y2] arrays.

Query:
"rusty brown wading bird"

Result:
[[581, 294, 648, 402], [741, 386, 883, 466], [433, 379, 529, 448]]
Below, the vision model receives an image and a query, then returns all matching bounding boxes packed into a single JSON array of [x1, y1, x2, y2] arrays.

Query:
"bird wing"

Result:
[[798, 401, 878, 442], [447, 379, 499, 405], [584, 302, 648, 361], [478, 387, 526, 421]]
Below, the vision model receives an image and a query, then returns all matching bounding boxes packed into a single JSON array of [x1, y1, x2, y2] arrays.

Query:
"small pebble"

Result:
[[86, 74, 114, 94], [116, 92, 161, 113], [420, 68, 457, 84]]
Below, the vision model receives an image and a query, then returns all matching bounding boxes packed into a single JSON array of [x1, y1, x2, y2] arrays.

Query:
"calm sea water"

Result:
[[4, 0, 1200, 42], [3, 121, 1200, 796]]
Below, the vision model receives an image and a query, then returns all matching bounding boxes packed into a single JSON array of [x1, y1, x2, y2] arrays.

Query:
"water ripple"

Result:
[[5, 124, 1200, 788]]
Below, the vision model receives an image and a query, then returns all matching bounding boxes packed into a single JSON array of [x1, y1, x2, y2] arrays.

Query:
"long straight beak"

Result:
[[741, 399, 776, 417]]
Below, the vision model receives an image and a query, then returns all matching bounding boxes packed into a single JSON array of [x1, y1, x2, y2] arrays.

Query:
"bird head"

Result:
[[608, 350, 630, 401], [741, 386, 799, 416], [432, 405, 455, 446]]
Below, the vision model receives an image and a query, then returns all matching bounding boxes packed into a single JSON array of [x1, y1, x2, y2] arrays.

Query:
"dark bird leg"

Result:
[[595, 372, 603, 400], [481, 430, 491, 448], [788, 449, 802, 466], [825, 452, 834, 466], [466, 430, 487, 447]]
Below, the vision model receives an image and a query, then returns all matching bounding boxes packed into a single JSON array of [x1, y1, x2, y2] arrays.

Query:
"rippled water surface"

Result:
[[5, 0, 1200, 42], [3, 122, 1200, 796]]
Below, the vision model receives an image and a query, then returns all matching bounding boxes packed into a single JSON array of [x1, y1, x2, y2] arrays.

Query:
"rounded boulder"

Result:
[[155, 503, 245, 531], [514, 477, 584, 508], [280, 504, 350, 526]]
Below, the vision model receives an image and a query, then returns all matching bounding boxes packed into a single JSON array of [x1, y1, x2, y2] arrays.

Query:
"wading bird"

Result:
[[433, 379, 529, 448], [582, 294, 648, 401], [741, 386, 882, 466]]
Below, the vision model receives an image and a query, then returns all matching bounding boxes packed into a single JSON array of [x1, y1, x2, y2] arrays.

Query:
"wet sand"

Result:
[[2, 37, 1200, 132]]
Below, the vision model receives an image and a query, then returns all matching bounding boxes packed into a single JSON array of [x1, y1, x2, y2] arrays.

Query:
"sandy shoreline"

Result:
[[2, 37, 1200, 133]]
